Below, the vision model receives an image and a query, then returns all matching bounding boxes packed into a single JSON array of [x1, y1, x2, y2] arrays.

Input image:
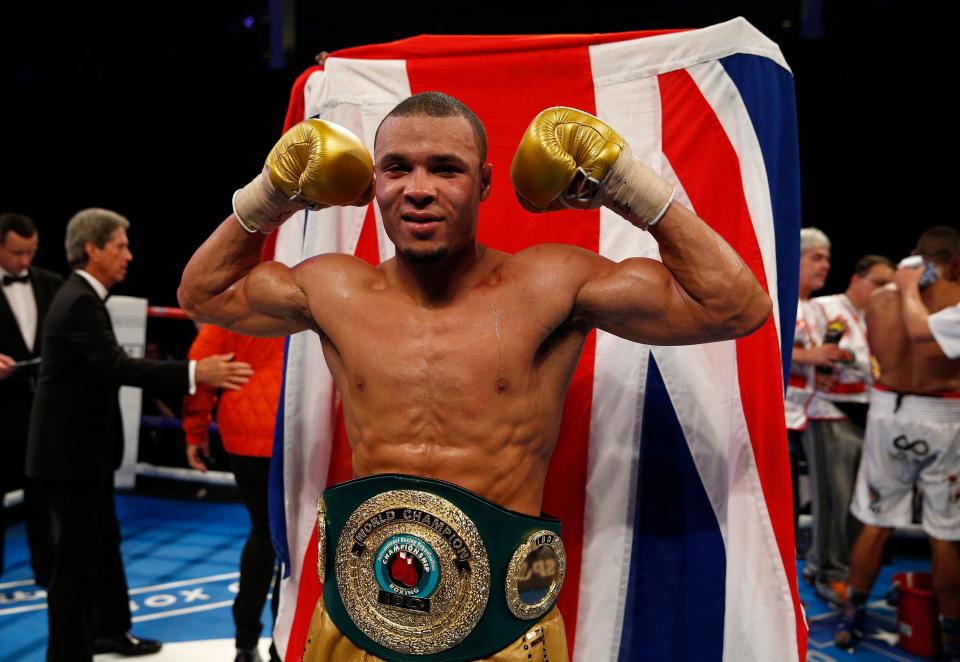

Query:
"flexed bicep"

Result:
[[182, 259, 311, 337], [576, 256, 722, 345], [236, 261, 312, 336]]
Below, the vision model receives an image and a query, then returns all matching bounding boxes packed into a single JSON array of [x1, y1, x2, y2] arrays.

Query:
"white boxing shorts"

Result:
[[851, 387, 960, 540]]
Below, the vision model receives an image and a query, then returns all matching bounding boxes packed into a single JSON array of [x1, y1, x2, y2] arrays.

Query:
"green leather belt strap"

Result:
[[321, 474, 563, 662]]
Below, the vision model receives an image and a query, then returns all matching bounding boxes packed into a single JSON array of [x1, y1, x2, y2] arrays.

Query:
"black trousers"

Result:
[[1, 433, 52, 584], [42, 478, 131, 662], [230, 454, 278, 651]]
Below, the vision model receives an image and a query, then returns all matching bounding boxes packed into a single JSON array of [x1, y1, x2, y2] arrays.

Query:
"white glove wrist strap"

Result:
[[601, 145, 675, 230], [232, 168, 301, 235]]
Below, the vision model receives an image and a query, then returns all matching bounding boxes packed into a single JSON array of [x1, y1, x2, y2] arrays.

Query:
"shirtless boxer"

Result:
[[835, 226, 960, 656], [897, 247, 960, 360], [178, 93, 771, 661]]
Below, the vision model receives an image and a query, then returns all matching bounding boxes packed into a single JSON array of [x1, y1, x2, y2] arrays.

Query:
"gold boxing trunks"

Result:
[[303, 596, 569, 662], [310, 474, 568, 662]]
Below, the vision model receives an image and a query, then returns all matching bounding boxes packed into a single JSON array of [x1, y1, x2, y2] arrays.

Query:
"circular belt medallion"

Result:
[[335, 490, 490, 654], [505, 530, 566, 620], [316, 496, 327, 583]]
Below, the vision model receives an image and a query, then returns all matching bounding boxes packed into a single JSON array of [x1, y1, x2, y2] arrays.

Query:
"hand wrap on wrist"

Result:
[[600, 146, 675, 230], [232, 168, 316, 235]]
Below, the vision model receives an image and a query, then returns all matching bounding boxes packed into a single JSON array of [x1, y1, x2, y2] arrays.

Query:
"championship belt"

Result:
[[319, 474, 566, 662]]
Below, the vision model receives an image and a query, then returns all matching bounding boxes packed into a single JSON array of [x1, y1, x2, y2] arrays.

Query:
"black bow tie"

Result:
[[2, 273, 30, 286]]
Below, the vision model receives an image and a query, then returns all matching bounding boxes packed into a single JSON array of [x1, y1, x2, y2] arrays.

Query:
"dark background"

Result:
[[1, 0, 954, 309]]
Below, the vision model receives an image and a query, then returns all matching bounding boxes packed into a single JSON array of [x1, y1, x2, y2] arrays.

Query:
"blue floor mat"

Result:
[[800, 556, 937, 662], [1, 493, 273, 661]]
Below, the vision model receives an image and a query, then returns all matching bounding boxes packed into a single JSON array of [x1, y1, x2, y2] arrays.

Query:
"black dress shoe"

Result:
[[234, 648, 264, 662], [92, 632, 162, 656]]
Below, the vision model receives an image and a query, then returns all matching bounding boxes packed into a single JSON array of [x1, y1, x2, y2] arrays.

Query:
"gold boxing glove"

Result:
[[233, 119, 375, 234], [510, 107, 674, 229]]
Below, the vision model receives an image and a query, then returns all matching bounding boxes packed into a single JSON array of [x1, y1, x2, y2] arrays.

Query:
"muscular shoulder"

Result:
[[289, 253, 387, 319], [867, 285, 899, 312], [293, 253, 383, 290], [926, 280, 960, 313], [865, 285, 901, 331], [506, 243, 611, 290], [498, 244, 623, 330]]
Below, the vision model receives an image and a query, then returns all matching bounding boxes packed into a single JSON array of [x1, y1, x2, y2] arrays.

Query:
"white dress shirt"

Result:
[[1, 267, 37, 352]]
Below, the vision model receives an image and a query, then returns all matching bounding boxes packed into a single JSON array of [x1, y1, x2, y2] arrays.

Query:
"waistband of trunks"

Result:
[[873, 383, 960, 399], [870, 386, 960, 422]]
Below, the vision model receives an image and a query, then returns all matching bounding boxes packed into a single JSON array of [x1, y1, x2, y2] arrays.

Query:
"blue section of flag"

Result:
[[720, 53, 801, 386], [618, 355, 726, 661], [268, 336, 291, 577]]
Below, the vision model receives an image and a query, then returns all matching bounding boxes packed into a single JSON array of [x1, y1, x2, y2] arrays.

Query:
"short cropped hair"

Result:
[[376, 91, 488, 164], [0, 212, 36, 244], [800, 227, 831, 254], [853, 254, 893, 277], [65, 208, 129, 270], [915, 226, 960, 267]]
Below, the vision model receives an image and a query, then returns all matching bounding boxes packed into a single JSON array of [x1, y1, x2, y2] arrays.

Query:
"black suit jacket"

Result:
[[0, 265, 63, 443], [26, 272, 189, 483]]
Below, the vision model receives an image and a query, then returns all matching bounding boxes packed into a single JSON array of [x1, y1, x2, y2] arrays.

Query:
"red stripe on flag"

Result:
[[286, 530, 318, 661], [658, 69, 807, 659], [332, 31, 686, 61], [284, 401, 357, 661], [354, 202, 381, 266], [406, 49, 599, 653]]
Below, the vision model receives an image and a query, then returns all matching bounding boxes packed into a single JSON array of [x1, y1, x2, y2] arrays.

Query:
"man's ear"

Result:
[[479, 163, 493, 201], [84, 240, 99, 262]]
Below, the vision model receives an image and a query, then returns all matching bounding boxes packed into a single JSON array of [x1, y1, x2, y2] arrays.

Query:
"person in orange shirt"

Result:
[[183, 324, 284, 662]]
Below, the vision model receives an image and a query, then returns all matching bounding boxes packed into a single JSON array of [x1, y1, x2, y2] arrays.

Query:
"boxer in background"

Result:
[[836, 226, 960, 657], [178, 93, 772, 660], [896, 245, 960, 359]]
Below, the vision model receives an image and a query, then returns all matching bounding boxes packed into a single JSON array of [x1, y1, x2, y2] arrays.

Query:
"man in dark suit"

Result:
[[26, 208, 253, 661], [0, 212, 63, 586]]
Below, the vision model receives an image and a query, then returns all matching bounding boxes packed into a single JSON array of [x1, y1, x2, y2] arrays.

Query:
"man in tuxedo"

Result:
[[26, 208, 254, 661], [0, 212, 62, 585]]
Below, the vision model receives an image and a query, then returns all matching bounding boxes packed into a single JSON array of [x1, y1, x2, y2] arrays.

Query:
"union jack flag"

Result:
[[266, 17, 804, 661]]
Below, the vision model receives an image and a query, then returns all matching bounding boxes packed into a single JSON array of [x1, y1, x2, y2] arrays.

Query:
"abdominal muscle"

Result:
[[342, 396, 561, 517]]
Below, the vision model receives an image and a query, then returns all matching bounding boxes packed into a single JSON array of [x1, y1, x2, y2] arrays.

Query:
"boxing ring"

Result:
[[113, 300, 237, 489]]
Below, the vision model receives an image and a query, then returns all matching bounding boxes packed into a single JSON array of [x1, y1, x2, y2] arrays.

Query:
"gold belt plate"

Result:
[[335, 489, 490, 655]]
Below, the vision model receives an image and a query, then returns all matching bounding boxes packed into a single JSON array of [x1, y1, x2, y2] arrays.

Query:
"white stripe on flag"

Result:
[[686, 60, 783, 350], [589, 17, 789, 88], [273, 325, 337, 656], [578, 334, 649, 661], [575, 56, 664, 661]]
